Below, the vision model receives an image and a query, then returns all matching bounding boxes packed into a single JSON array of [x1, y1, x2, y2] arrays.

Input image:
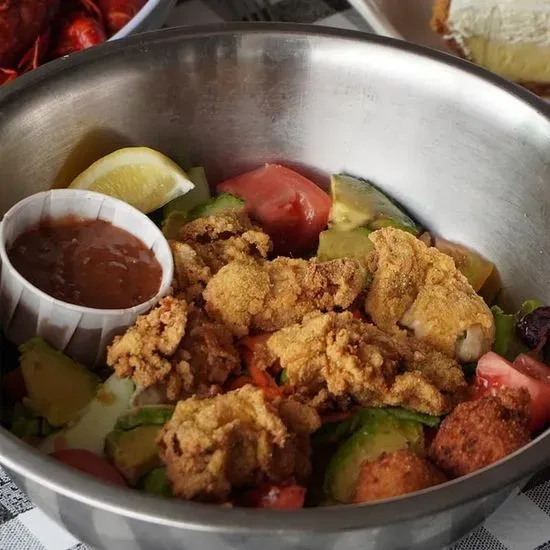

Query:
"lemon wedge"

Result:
[[68, 147, 194, 213]]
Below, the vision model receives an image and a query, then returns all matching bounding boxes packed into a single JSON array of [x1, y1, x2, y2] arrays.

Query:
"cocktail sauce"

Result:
[[8, 217, 162, 310]]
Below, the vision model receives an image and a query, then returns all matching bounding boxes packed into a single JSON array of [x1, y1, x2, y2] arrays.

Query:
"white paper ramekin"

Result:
[[0, 189, 174, 367]]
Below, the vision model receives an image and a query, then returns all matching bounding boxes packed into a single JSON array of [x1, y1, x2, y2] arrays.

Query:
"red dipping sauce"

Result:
[[8, 216, 162, 310]]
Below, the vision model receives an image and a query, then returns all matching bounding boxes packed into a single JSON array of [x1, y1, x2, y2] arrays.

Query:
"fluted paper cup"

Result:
[[0, 189, 174, 367]]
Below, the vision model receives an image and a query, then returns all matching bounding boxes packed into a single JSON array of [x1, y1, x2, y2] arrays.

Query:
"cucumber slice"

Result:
[[186, 193, 245, 221], [115, 406, 173, 431]]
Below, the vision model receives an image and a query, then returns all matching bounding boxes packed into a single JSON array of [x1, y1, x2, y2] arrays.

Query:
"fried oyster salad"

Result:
[[3, 158, 550, 509]]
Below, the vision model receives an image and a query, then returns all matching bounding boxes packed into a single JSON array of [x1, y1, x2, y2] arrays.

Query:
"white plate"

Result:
[[348, 0, 448, 50], [349, 0, 550, 100]]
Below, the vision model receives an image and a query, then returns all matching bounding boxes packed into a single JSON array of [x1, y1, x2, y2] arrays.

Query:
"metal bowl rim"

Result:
[[0, 22, 549, 533]]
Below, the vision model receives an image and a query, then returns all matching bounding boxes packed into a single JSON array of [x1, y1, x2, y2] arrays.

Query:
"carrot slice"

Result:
[[248, 364, 281, 392], [262, 386, 285, 399], [240, 333, 273, 351]]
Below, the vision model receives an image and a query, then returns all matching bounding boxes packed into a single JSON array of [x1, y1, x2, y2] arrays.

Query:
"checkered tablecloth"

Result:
[[2, 1, 550, 549]]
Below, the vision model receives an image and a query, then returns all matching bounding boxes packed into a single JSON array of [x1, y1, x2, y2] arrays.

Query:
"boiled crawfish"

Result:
[[0, 0, 148, 86], [98, 0, 146, 35], [0, 0, 60, 67], [52, 0, 106, 57]]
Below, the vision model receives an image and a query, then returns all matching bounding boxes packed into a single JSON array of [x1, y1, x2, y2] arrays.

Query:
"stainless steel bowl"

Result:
[[1, 23, 550, 550]]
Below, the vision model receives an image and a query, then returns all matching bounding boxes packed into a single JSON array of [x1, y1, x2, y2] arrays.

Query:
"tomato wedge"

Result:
[[240, 483, 306, 509], [50, 449, 126, 487], [475, 351, 550, 431], [217, 164, 331, 256]]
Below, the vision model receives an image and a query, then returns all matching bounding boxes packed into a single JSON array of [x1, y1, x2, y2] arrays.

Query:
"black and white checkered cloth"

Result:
[[2, 1, 550, 548]]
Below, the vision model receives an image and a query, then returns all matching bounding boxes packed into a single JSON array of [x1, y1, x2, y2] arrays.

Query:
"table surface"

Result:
[[2, 1, 550, 549]]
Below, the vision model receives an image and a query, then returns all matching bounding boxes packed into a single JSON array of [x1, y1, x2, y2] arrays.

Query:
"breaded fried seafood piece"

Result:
[[170, 241, 211, 304], [429, 387, 531, 478], [204, 257, 366, 337], [171, 211, 272, 303], [366, 228, 494, 362], [107, 297, 240, 403], [106, 297, 189, 401], [267, 311, 466, 415], [178, 305, 241, 389], [156, 385, 321, 501], [354, 449, 446, 503]]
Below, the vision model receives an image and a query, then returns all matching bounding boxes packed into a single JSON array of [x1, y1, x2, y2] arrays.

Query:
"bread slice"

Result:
[[431, 0, 550, 96]]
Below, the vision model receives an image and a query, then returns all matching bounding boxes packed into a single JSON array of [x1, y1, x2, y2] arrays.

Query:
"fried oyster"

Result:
[[171, 211, 272, 303], [204, 257, 366, 337], [156, 385, 321, 501], [366, 228, 495, 362], [267, 311, 466, 416], [106, 296, 240, 403]]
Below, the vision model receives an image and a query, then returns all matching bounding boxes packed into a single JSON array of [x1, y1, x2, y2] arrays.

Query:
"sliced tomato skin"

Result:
[[475, 352, 550, 431], [50, 449, 126, 487], [240, 483, 306, 509], [514, 354, 550, 383], [217, 164, 331, 256]]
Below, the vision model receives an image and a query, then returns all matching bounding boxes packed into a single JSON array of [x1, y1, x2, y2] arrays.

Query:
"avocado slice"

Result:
[[434, 237, 495, 293], [329, 174, 419, 234], [40, 374, 135, 456], [105, 424, 162, 485], [19, 337, 99, 427], [314, 407, 438, 447], [140, 467, 172, 497], [115, 406, 173, 431], [317, 228, 374, 262], [187, 193, 245, 221], [323, 412, 424, 504]]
